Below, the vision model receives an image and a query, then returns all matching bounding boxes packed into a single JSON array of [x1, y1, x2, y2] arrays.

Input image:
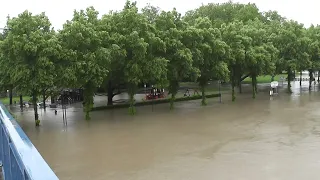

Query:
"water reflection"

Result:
[[9, 82, 320, 180]]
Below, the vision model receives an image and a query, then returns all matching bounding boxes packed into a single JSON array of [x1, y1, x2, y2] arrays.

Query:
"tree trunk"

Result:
[[231, 80, 235, 102], [231, 68, 236, 102], [32, 91, 40, 126], [9, 87, 13, 105], [300, 71, 302, 86], [128, 84, 136, 115], [198, 77, 207, 106], [255, 81, 258, 94], [83, 82, 95, 120], [107, 94, 113, 106], [19, 95, 23, 110], [252, 74, 257, 99], [287, 68, 292, 93], [309, 70, 313, 90], [200, 84, 206, 106], [238, 74, 242, 93], [318, 71, 320, 82], [79, 89, 84, 101], [42, 90, 46, 110], [128, 92, 135, 115], [168, 80, 179, 109], [107, 80, 113, 106], [170, 93, 176, 110], [51, 96, 55, 104]]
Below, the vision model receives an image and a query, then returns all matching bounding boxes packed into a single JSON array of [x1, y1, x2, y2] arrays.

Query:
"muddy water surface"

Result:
[[12, 82, 320, 180]]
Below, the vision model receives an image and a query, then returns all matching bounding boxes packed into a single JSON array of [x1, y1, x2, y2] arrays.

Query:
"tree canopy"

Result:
[[0, 0, 319, 124]]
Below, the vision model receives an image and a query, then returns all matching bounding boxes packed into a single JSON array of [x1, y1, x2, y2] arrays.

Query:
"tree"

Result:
[[99, 14, 126, 106], [306, 25, 320, 87], [272, 20, 306, 93], [182, 17, 229, 105], [106, 1, 167, 114], [240, 19, 278, 98], [186, 1, 265, 99], [142, 4, 161, 23], [155, 9, 197, 109], [1, 11, 59, 126], [220, 21, 245, 101], [59, 7, 110, 120], [185, 1, 263, 28]]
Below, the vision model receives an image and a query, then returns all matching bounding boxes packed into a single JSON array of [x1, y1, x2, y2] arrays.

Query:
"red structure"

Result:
[[146, 88, 165, 100]]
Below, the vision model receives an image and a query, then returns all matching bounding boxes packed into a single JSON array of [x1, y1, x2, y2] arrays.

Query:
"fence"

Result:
[[0, 102, 59, 180]]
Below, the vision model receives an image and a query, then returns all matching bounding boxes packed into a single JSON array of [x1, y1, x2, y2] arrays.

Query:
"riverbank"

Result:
[[92, 93, 221, 111]]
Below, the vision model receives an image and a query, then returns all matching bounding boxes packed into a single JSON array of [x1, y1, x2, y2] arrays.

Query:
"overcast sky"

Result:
[[0, 0, 318, 29]]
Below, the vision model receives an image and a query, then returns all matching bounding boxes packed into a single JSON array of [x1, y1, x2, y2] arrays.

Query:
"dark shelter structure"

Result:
[[52, 89, 84, 105]]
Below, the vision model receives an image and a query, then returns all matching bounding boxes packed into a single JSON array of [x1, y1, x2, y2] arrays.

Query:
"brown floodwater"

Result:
[[10, 81, 320, 180]]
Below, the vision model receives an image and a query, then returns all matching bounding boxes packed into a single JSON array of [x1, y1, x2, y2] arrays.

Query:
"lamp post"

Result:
[[6, 89, 9, 100], [144, 84, 147, 99]]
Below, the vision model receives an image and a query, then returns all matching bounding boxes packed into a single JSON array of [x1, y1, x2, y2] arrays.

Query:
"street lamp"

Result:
[[144, 84, 147, 99], [6, 90, 9, 100]]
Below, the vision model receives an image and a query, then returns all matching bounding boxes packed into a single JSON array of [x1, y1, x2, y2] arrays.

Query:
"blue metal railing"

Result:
[[0, 103, 59, 180]]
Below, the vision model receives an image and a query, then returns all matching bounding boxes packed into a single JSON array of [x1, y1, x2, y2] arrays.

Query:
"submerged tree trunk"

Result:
[[231, 67, 236, 102], [128, 92, 135, 115], [127, 83, 137, 115], [238, 74, 242, 94], [42, 90, 46, 110], [170, 93, 176, 110], [201, 86, 206, 106], [287, 68, 292, 93], [199, 77, 207, 106], [83, 82, 95, 120], [107, 94, 113, 106], [169, 80, 179, 109], [107, 80, 113, 106], [255, 79, 258, 94], [9, 86, 13, 105], [300, 71, 302, 86], [309, 69, 313, 90], [32, 90, 40, 126], [251, 74, 257, 99], [231, 80, 235, 101], [19, 95, 23, 110]]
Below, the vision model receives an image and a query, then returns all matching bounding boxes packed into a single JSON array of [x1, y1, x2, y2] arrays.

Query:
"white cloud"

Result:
[[0, 0, 318, 29]]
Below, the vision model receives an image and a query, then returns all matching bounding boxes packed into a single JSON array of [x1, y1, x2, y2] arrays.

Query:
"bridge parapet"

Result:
[[0, 103, 59, 180]]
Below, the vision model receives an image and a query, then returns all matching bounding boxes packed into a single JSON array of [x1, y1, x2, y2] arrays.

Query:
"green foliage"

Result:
[[59, 7, 110, 120], [1, 0, 320, 119], [0, 11, 59, 125]]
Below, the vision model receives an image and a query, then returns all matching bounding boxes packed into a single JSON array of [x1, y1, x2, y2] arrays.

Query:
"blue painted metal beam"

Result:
[[0, 102, 59, 180]]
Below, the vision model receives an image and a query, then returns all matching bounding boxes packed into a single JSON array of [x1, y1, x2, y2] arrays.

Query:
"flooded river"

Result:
[[10, 82, 320, 180]]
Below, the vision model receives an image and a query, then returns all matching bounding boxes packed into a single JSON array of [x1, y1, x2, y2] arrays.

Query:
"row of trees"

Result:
[[1, 1, 320, 125]]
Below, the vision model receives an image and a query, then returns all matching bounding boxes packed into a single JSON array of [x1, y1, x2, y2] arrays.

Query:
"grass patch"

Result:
[[180, 81, 230, 92], [242, 74, 287, 84], [92, 93, 221, 111], [0, 96, 30, 105]]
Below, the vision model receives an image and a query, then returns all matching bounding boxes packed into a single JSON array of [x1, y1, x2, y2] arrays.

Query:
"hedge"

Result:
[[91, 93, 221, 111]]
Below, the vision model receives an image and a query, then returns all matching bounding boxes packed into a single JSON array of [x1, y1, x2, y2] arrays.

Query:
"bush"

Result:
[[91, 93, 221, 111]]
